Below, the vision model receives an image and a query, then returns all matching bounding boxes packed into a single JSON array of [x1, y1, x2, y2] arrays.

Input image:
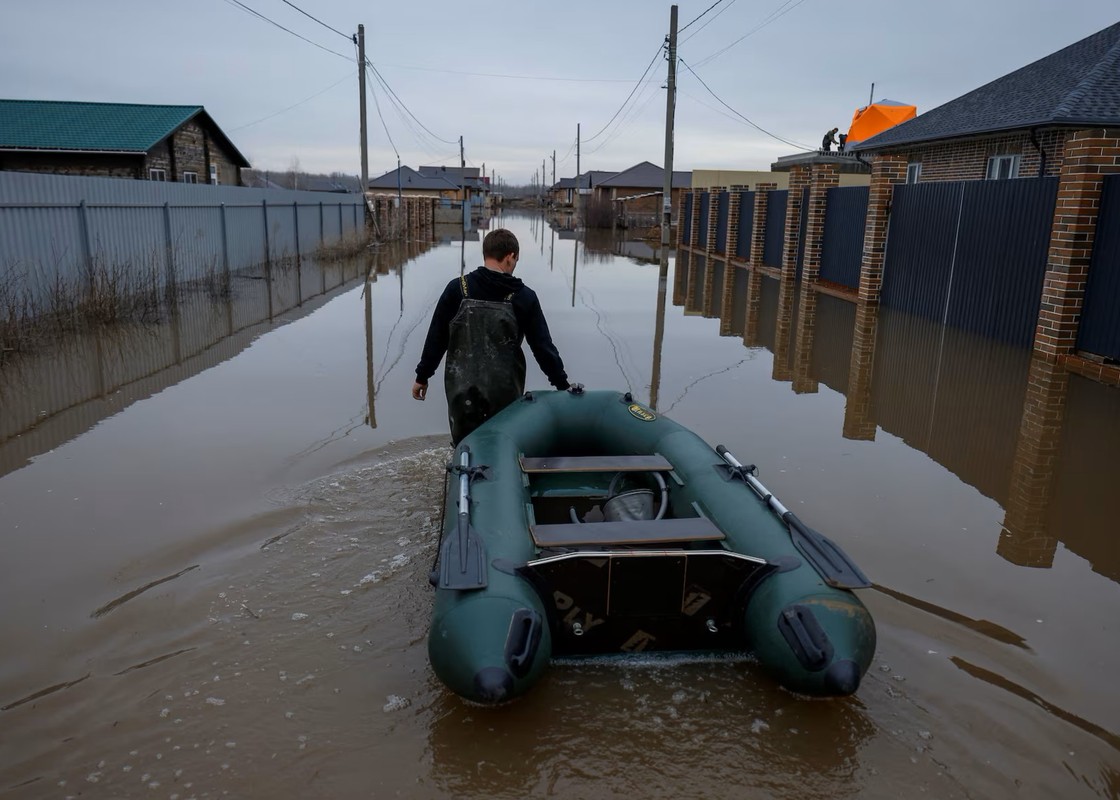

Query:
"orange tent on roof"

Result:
[[846, 100, 916, 146]]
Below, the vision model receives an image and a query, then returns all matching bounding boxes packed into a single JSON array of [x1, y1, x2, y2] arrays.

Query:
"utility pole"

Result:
[[551, 150, 556, 185], [869, 82, 875, 106], [356, 24, 368, 192], [459, 136, 464, 170], [660, 5, 678, 248], [576, 123, 581, 210]]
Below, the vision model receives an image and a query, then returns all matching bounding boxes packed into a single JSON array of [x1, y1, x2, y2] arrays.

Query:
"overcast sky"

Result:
[[2, 1, 1116, 184]]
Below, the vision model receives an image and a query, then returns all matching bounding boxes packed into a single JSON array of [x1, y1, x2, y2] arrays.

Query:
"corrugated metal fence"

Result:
[[0, 171, 364, 306], [882, 177, 1058, 346], [820, 186, 868, 289], [1077, 174, 1120, 361]]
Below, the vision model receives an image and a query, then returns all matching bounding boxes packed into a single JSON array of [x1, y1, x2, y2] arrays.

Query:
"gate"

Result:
[[1077, 174, 1120, 360]]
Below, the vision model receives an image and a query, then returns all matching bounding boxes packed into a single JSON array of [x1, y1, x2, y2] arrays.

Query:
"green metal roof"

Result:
[[0, 100, 244, 160]]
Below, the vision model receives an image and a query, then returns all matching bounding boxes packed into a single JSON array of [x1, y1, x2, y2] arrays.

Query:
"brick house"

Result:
[[0, 100, 249, 185], [417, 165, 487, 204], [852, 21, 1120, 183], [593, 161, 691, 216]]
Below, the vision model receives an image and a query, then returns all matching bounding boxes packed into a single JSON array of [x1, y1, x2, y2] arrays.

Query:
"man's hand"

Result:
[[412, 382, 427, 401]]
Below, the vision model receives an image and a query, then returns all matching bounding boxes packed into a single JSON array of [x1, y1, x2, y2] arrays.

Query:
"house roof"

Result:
[[595, 161, 692, 189], [417, 165, 486, 189], [855, 21, 1120, 151], [0, 99, 250, 166], [368, 165, 459, 191], [574, 170, 618, 189]]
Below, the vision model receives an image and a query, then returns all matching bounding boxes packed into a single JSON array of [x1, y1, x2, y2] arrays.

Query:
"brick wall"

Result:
[[144, 119, 243, 185], [885, 129, 1068, 182]]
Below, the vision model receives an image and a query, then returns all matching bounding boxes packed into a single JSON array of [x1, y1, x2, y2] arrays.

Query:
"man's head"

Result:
[[483, 229, 520, 273]]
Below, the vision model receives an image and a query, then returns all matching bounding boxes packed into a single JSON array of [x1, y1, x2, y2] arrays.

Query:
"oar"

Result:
[[438, 446, 489, 590], [716, 445, 870, 590]]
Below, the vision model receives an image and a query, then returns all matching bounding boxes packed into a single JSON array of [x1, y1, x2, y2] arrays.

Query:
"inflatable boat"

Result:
[[427, 388, 876, 705]]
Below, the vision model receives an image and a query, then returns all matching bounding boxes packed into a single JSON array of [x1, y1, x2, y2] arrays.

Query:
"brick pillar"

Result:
[[689, 189, 702, 248], [781, 166, 810, 281], [743, 269, 763, 348], [673, 246, 690, 307], [792, 286, 819, 394], [997, 355, 1068, 567], [843, 301, 879, 440], [676, 191, 688, 247], [750, 183, 777, 269], [857, 155, 908, 303], [726, 185, 745, 264], [1034, 128, 1120, 358], [705, 187, 724, 256], [772, 276, 794, 382], [803, 164, 839, 283]]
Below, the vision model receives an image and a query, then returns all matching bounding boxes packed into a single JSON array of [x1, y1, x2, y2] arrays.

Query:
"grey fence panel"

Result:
[[715, 191, 729, 254], [169, 206, 225, 283], [1078, 174, 1120, 360], [763, 190, 787, 268], [698, 192, 710, 248], [0, 171, 364, 308], [881, 181, 964, 319], [297, 204, 321, 255], [682, 193, 692, 243], [948, 177, 1057, 345], [735, 191, 754, 259], [224, 205, 268, 273], [820, 186, 868, 288]]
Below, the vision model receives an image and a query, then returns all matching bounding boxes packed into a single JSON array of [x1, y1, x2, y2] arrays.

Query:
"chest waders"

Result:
[[444, 276, 525, 445]]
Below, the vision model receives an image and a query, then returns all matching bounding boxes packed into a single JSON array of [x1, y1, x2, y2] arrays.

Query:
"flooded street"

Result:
[[1, 212, 1118, 799]]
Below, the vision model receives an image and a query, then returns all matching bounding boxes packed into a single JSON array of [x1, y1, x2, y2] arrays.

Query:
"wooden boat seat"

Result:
[[520, 454, 672, 474], [531, 516, 725, 548]]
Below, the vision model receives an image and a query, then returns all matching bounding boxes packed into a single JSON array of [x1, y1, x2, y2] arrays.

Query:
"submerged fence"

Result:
[[0, 171, 365, 307]]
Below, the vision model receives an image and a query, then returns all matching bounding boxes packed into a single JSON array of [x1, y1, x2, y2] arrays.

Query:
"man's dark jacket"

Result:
[[414, 266, 569, 389]]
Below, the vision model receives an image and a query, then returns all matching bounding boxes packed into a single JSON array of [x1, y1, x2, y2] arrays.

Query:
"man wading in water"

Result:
[[411, 228, 570, 444]]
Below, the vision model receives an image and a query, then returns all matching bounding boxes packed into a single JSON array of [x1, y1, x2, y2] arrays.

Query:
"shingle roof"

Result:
[[0, 100, 249, 166], [856, 21, 1120, 151], [595, 161, 692, 189], [575, 170, 617, 189], [368, 165, 458, 191]]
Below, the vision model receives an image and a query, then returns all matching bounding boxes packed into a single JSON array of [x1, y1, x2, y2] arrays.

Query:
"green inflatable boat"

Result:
[[428, 388, 876, 705]]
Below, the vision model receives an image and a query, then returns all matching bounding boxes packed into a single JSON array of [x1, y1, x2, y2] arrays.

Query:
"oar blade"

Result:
[[438, 522, 489, 590]]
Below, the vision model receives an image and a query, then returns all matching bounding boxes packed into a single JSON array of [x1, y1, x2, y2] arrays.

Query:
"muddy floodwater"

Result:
[[1, 212, 1119, 799]]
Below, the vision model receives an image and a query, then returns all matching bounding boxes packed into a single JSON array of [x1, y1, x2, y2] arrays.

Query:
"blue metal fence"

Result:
[[763, 190, 787, 268], [1078, 174, 1120, 361], [735, 190, 754, 260], [882, 178, 1057, 346], [820, 186, 868, 288]]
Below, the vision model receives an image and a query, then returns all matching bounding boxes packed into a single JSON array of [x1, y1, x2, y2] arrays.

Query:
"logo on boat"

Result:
[[627, 403, 656, 422]]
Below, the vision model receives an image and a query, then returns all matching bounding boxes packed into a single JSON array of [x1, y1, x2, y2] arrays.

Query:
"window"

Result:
[[987, 154, 1020, 180], [209, 164, 219, 185], [149, 168, 167, 181], [906, 163, 922, 184], [182, 172, 197, 184]]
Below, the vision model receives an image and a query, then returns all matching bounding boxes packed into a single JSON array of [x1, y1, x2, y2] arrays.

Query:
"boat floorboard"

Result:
[[520, 454, 672, 473], [531, 517, 725, 547]]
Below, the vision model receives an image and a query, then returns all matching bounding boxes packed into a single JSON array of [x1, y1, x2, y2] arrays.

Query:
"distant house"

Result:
[[853, 21, 1120, 183], [417, 165, 487, 204], [550, 177, 577, 206], [593, 161, 691, 215], [0, 99, 249, 185], [368, 165, 458, 199]]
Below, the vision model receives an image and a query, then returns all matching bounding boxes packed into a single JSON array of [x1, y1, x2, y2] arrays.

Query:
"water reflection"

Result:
[[670, 250, 1120, 584], [0, 243, 429, 479]]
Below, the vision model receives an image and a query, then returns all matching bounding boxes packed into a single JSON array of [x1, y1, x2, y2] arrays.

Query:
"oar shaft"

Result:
[[716, 445, 791, 518]]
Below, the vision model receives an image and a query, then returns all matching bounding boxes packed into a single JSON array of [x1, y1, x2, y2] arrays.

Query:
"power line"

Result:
[[359, 53, 398, 158], [277, 0, 351, 41], [678, 57, 812, 151], [585, 41, 666, 143], [366, 58, 458, 146], [229, 71, 353, 131], [680, 0, 740, 44], [679, 0, 726, 33], [692, 0, 810, 68], [373, 63, 649, 83], [220, 0, 350, 60]]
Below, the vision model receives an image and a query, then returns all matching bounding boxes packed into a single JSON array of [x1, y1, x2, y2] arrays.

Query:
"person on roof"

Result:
[[412, 228, 570, 444], [821, 128, 839, 152]]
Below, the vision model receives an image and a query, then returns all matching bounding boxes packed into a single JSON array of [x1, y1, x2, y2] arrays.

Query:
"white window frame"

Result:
[[182, 171, 197, 184], [149, 168, 167, 181], [906, 163, 922, 184], [209, 164, 219, 185], [986, 154, 1020, 180]]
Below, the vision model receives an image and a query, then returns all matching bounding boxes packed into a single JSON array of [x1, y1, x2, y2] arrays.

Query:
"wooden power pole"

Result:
[[357, 24, 368, 191], [661, 6, 678, 247]]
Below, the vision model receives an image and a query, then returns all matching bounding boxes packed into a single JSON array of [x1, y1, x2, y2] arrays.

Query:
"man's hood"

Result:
[[473, 266, 524, 293]]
